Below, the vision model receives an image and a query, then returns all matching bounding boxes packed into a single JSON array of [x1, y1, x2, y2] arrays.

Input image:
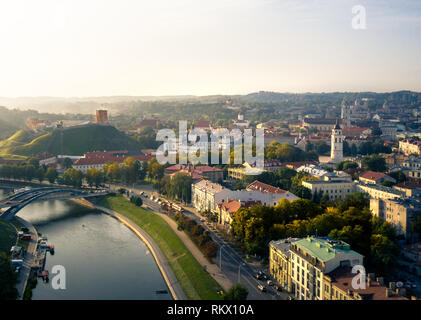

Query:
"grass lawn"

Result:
[[0, 219, 17, 254], [98, 195, 222, 300]]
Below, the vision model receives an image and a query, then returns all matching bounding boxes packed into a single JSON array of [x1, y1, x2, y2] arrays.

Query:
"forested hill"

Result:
[[0, 125, 141, 158]]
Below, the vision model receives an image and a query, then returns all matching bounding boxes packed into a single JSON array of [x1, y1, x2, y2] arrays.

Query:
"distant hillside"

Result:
[[0, 125, 142, 158], [0, 118, 19, 140]]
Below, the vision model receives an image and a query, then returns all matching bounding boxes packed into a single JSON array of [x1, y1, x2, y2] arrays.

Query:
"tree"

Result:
[[315, 141, 330, 155], [381, 180, 395, 187], [0, 252, 18, 300], [36, 167, 45, 182], [130, 196, 143, 207], [86, 168, 104, 187], [203, 241, 219, 258], [167, 172, 192, 203], [370, 234, 399, 272], [147, 158, 164, 180], [362, 154, 386, 172], [336, 160, 358, 171], [388, 170, 407, 183], [62, 157, 73, 169], [223, 283, 249, 300], [62, 168, 83, 187], [28, 158, 40, 168], [104, 162, 122, 182], [24, 165, 36, 181], [45, 168, 58, 183]]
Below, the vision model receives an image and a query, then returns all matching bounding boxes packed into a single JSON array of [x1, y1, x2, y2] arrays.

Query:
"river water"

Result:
[[0, 188, 170, 300]]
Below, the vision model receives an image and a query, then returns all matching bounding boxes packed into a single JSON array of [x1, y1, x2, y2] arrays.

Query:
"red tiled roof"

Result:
[[166, 164, 222, 173], [327, 267, 407, 300], [74, 150, 152, 166], [246, 180, 287, 194], [195, 120, 211, 128], [219, 199, 261, 215], [171, 170, 204, 180], [359, 171, 386, 181]]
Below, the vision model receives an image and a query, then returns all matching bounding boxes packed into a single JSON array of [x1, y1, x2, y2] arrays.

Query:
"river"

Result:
[[0, 188, 170, 300]]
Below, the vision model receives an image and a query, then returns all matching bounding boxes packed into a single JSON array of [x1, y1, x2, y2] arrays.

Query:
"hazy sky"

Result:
[[0, 0, 420, 97]]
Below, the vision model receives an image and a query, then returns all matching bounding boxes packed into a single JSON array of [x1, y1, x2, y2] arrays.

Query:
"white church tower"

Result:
[[330, 119, 343, 163]]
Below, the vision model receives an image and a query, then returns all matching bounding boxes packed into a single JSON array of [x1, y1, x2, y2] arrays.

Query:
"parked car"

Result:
[[273, 285, 282, 292], [258, 284, 266, 292]]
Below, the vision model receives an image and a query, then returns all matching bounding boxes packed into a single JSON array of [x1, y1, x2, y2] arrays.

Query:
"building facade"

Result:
[[302, 179, 356, 200], [290, 237, 363, 300], [330, 120, 343, 163], [370, 198, 421, 238]]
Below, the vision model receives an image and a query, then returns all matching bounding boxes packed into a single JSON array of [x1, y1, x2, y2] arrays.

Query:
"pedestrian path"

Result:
[[144, 204, 233, 292], [14, 216, 38, 300]]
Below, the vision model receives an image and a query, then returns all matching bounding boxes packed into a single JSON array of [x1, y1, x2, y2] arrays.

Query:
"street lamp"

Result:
[[219, 244, 226, 270], [237, 263, 246, 284]]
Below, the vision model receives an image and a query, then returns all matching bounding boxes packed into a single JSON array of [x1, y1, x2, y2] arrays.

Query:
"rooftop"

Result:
[[327, 267, 407, 300], [246, 180, 287, 194], [291, 236, 363, 263], [193, 179, 226, 194], [359, 171, 387, 181]]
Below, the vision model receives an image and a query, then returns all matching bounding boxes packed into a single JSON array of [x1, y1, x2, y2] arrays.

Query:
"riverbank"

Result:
[[96, 195, 223, 300], [13, 216, 39, 300]]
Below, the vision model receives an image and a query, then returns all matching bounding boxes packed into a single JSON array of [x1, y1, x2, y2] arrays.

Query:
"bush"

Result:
[[203, 241, 219, 258], [191, 225, 205, 237]]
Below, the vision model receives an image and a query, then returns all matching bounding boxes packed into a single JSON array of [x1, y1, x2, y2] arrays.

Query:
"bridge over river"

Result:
[[0, 187, 109, 221]]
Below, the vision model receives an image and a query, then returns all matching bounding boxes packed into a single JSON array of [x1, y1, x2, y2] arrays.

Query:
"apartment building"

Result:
[[289, 237, 363, 300], [301, 179, 356, 200], [192, 180, 299, 214], [72, 150, 152, 173], [191, 180, 232, 213], [269, 239, 297, 293], [323, 268, 407, 300], [269, 237, 408, 300], [370, 198, 421, 238], [399, 139, 421, 156], [356, 183, 405, 200], [359, 171, 396, 185]]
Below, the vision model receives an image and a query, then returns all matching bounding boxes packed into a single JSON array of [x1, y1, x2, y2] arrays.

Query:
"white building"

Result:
[[302, 178, 356, 200], [356, 183, 405, 200], [192, 179, 299, 213]]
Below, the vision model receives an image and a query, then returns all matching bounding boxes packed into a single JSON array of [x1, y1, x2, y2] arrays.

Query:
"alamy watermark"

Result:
[[155, 121, 265, 175], [352, 5, 367, 30]]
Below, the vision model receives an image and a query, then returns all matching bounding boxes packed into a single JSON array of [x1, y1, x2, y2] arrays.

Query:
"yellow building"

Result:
[[269, 239, 296, 293]]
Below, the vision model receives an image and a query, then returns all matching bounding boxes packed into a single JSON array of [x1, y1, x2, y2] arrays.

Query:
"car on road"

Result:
[[273, 285, 282, 292], [267, 280, 273, 286], [258, 284, 266, 292], [255, 273, 263, 280]]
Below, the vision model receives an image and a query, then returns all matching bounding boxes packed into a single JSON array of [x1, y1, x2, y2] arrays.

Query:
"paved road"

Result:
[[117, 184, 292, 300], [14, 217, 39, 300]]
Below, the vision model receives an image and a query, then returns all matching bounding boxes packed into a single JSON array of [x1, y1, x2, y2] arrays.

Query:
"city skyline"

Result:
[[0, 0, 420, 97]]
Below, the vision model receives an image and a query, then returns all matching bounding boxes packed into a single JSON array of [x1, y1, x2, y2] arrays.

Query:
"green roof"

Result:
[[292, 237, 363, 263]]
